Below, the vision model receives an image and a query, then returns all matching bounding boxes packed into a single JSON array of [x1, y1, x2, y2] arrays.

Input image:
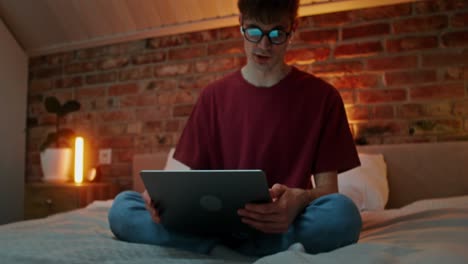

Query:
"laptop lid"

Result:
[[140, 170, 271, 236]]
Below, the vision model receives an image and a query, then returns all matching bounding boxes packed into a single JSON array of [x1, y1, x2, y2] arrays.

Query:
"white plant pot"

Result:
[[40, 148, 73, 182]]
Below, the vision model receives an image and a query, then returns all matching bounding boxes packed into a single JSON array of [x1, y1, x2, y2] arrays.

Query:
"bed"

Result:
[[1, 141, 468, 263]]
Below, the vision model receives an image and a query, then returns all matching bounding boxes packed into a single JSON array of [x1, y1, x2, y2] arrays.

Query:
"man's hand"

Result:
[[237, 184, 311, 234], [142, 190, 161, 223]]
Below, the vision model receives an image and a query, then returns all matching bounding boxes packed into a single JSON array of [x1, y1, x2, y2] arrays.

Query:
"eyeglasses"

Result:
[[240, 26, 291, 45]]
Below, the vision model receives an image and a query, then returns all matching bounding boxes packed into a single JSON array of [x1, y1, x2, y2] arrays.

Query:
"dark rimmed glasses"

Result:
[[240, 26, 291, 45]]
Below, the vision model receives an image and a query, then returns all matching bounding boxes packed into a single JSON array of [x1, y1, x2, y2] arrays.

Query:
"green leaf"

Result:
[[40, 132, 58, 151], [58, 101, 81, 117], [44, 97, 61, 114]]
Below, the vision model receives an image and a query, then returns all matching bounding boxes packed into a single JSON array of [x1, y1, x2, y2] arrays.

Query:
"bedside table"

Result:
[[24, 182, 113, 220]]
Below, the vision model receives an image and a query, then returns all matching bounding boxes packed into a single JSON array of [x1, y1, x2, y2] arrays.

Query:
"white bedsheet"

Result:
[[1, 196, 467, 264]]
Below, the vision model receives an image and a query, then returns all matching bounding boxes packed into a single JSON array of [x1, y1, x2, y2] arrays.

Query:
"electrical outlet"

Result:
[[99, 149, 112, 164]]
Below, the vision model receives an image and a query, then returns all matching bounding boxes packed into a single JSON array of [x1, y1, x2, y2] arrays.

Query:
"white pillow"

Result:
[[164, 148, 190, 170], [338, 153, 388, 211]]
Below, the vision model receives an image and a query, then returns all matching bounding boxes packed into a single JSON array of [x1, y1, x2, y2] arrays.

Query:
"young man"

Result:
[[109, 0, 362, 257]]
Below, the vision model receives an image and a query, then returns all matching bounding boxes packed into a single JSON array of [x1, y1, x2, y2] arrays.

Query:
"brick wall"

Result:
[[27, 0, 468, 187]]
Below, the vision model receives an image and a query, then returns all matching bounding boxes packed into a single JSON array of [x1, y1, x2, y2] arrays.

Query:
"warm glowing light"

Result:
[[74, 137, 84, 184]]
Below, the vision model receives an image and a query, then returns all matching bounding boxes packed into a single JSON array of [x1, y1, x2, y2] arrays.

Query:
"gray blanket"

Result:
[[1, 196, 467, 264]]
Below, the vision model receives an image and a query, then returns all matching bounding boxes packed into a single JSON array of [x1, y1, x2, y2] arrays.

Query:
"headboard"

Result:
[[132, 142, 468, 209], [358, 141, 468, 209]]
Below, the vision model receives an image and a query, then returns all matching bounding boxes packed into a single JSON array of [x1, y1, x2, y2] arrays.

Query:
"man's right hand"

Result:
[[142, 190, 161, 223]]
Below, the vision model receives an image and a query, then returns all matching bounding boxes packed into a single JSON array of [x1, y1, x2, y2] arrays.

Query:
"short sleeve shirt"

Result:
[[174, 67, 360, 189]]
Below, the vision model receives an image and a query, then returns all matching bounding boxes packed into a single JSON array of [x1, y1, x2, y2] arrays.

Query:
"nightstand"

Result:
[[24, 182, 113, 220]]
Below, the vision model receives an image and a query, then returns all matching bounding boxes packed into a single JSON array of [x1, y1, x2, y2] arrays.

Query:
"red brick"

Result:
[[76, 86, 106, 100], [310, 61, 364, 75], [299, 29, 338, 44], [334, 42, 382, 58], [445, 66, 468, 80], [108, 83, 139, 96], [80, 98, 109, 111], [397, 104, 424, 118], [423, 52, 468, 67], [387, 36, 438, 52], [178, 74, 222, 90], [410, 84, 465, 101], [415, 0, 468, 14], [385, 70, 437, 86], [208, 41, 244, 56], [55, 76, 83, 89], [29, 56, 47, 68], [99, 135, 134, 148], [165, 120, 180, 132], [125, 121, 142, 134], [367, 56, 418, 71], [97, 57, 130, 70], [143, 121, 163, 133], [144, 79, 178, 91], [136, 107, 171, 121], [132, 52, 166, 65], [169, 46, 206, 60], [339, 90, 355, 105], [358, 89, 407, 103], [373, 105, 394, 119], [358, 4, 412, 20], [64, 62, 95, 74], [382, 136, 436, 145], [108, 41, 145, 56], [410, 119, 462, 134], [155, 91, 178, 106], [393, 15, 448, 34], [86, 72, 118, 84], [194, 57, 244, 73], [174, 90, 196, 104], [148, 35, 185, 48], [355, 121, 406, 136], [98, 124, 126, 136], [49, 52, 70, 64], [219, 26, 242, 40], [442, 31, 468, 47], [154, 62, 191, 77], [343, 23, 390, 40], [451, 12, 468, 27], [119, 66, 153, 81], [46, 91, 74, 103], [183, 30, 217, 44], [34, 67, 62, 79], [453, 100, 468, 117], [99, 110, 134, 123], [324, 74, 380, 89], [109, 164, 132, 178], [114, 149, 134, 163], [285, 48, 330, 65], [30, 79, 54, 93], [76, 47, 108, 60], [425, 101, 453, 116], [308, 11, 354, 27], [346, 106, 370, 120], [173, 105, 194, 117], [120, 94, 158, 107]]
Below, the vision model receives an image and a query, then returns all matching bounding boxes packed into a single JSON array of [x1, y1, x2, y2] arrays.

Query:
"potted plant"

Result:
[[40, 96, 81, 182]]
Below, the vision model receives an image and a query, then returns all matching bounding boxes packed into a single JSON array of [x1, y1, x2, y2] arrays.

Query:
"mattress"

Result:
[[1, 195, 467, 263]]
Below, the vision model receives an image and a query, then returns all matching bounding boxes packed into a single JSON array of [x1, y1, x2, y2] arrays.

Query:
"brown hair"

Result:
[[237, 0, 300, 24]]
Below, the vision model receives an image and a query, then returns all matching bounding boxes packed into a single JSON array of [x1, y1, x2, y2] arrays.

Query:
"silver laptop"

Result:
[[140, 170, 271, 236]]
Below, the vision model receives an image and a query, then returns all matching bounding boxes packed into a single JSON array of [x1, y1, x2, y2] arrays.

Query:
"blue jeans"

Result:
[[108, 191, 361, 257]]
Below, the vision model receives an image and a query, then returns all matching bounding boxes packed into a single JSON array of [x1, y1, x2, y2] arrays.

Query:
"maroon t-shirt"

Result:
[[174, 67, 360, 189]]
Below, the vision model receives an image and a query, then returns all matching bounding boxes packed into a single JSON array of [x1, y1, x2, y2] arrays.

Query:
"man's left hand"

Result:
[[237, 183, 311, 234]]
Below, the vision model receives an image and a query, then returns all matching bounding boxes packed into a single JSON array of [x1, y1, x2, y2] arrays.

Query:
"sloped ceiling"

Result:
[[0, 0, 415, 57]]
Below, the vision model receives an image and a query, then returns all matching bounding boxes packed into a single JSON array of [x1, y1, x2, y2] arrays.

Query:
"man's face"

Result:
[[240, 16, 294, 72]]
